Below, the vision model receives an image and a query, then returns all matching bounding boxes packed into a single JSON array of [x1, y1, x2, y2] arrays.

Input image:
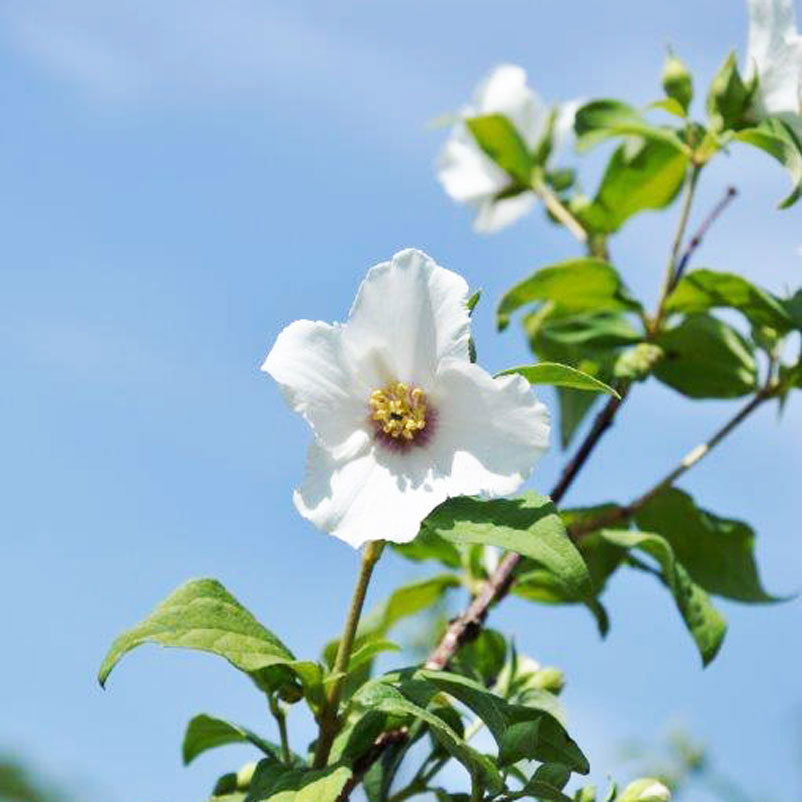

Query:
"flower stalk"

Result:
[[314, 539, 385, 768]]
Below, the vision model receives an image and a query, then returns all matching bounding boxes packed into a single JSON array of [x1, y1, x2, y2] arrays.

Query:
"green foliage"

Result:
[[497, 258, 641, 331], [355, 667, 589, 794], [665, 269, 792, 333], [244, 759, 352, 802], [706, 52, 755, 133], [662, 51, 693, 114], [182, 715, 285, 766], [574, 100, 685, 152], [449, 628, 508, 685], [466, 114, 533, 186], [354, 575, 461, 648], [736, 117, 802, 207], [524, 307, 641, 447], [423, 493, 593, 603], [98, 579, 299, 693], [634, 488, 781, 603], [392, 527, 462, 568], [574, 139, 689, 233], [654, 314, 757, 398], [355, 678, 504, 792], [597, 529, 727, 666], [0, 756, 66, 802], [498, 362, 620, 396]]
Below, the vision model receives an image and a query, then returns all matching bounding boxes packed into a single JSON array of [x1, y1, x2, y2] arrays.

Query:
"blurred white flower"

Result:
[[619, 779, 671, 802], [262, 249, 550, 548], [746, 0, 802, 125], [436, 64, 577, 234]]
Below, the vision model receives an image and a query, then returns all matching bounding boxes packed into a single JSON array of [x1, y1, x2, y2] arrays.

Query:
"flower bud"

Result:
[[532, 666, 565, 694], [662, 51, 693, 112], [236, 762, 258, 790], [618, 778, 671, 802], [277, 679, 304, 704], [614, 343, 664, 381]]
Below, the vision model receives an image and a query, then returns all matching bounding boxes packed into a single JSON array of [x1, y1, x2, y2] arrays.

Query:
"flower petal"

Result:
[[294, 441, 450, 547], [473, 192, 537, 234], [747, 0, 802, 115], [261, 320, 370, 457], [342, 249, 472, 387], [428, 359, 550, 497], [437, 125, 508, 203], [474, 64, 548, 148]]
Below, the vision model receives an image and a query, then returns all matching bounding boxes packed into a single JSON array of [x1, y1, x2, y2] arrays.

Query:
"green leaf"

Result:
[[498, 362, 620, 396], [785, 288, 802, 329], [707, 52, 755, 132], [466, 114, 533, 186], [183, 714, 282, 766], [244, 760, 352, 802], [736, 117, 802, 207], [356, 575, 461, 644], [667, 269, 793, 332], [662, 51, 693, 113], [392, 527, 462, 568], [414, 670, 586, 773], [524, 307, 640, 448], [598, 530, 727, 665], [98, 578, 295, 689], [323, 575, 460, 683], [557, 387, 601, 450], [424, 494, 593, 602], [498, 258, 641, 331], [355, 680, 503, 793], [574, 100, 686, 152], [634, 488, 783, 603], [649, 97, 689, 119], [654, 314, 757, 398], [347, 639, 400, 672], [450, 628, 508, 685], [575, 139, 689, 233]]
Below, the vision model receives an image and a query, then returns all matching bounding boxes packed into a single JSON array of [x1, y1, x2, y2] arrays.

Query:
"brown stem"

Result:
[[670, 186, 738, 293], [336, 729, 409, 802], [425, 384, 630, 670], [568, 387, 773, 540], [531, 177, 588, 244]]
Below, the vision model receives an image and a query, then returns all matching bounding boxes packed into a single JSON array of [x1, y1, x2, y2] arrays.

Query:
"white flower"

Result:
[[262, 249, 550, 548], [436, 65, 577, 234], [746, 0, 802, 124], [619, 780, 671, 802]]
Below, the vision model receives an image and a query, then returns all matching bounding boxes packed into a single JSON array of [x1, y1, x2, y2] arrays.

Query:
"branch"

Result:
[[425, 384, 630, 670], [670, 185, 738, 293], [568, 386, 773, 540], [336, 729, 409, 802], [531, 177, 588, 245]]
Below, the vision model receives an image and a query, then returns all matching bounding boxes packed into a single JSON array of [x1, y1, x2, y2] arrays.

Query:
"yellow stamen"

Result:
[[369, 381, 428, 442]]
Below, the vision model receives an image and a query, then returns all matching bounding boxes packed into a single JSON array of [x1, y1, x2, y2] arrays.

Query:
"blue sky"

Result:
[[1, 1, 800, 800]]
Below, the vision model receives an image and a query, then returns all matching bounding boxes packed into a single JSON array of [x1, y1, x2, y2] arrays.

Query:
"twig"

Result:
[[531, 177, 588, 244], [670, 186, 738, 293], [268, 695, 291, 765], [651, 165, 702, 334], [336, 728, 409, 802], [314, 540, 385, 769], [425, 384, 630, 670], [568, 386, 774, 540]]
